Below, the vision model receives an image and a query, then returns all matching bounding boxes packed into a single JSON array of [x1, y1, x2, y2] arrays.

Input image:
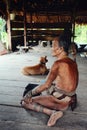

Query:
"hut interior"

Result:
[[0, 0, 87, 51]]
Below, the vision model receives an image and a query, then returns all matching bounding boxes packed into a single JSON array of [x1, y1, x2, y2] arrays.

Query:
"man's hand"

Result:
[[21, 96, 32, 104], [21, 90, 32, 104]]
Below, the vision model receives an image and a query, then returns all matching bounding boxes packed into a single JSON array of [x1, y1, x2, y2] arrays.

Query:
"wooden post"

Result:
[[30, 13, 33, 43], [23, 0, 27, 47], [5, 0, 12, 51], [71, 9, 76, 42]]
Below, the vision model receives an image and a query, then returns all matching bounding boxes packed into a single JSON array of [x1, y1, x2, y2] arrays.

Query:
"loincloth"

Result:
[[46, 84, 77, 111], [46, 84, 76, 100]]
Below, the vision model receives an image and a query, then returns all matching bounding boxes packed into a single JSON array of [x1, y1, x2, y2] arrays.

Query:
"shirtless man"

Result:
[[21, 34, 79, 127]]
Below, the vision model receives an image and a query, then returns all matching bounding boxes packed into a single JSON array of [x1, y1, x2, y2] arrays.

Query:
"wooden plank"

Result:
[[27, 22, 72, 28], [0, 105, 87, 130], [27, 30, 63, 35], [11, 21, 72, 28], [0, 105, 48, 127], [0, 50, 87, 130], [11, 30, 63, 40]]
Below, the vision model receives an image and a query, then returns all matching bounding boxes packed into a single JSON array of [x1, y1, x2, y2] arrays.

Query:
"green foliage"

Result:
[[74, 24, 87, 44], [0, 17, 8, 49]]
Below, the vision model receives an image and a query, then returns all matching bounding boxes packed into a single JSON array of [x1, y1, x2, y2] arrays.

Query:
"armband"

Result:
[[25, 90, 32, 98], [32, 89, 38, 96], [25, 89, 39, 97]]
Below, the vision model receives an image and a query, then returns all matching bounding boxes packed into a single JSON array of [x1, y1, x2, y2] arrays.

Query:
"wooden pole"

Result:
[[5, 0, 12, 51], [23, 0, 27, 46], [30, 13, 33, 43], [71, 8, 76, 42]]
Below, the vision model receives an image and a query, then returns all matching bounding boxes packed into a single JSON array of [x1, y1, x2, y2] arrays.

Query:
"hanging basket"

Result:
[[10, 13, 15, 20]]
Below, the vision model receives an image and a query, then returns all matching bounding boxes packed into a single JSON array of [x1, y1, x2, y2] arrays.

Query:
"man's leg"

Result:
[[22, 101, 63, 127], [22, 95, 71, 111], [21, 95, 71, 126], [31, 95, 71, 110]]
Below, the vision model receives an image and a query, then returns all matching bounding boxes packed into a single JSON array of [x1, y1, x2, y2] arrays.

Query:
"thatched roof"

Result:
[[0, 0, 87, 24], [0, 0, 87, 51]]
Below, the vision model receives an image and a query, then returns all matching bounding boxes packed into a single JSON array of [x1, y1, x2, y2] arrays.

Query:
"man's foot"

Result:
[[47, 111, 63, 127]]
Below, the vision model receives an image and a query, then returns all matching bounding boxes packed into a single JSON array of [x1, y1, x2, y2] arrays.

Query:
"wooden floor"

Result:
[[0, 46, 87, 130]]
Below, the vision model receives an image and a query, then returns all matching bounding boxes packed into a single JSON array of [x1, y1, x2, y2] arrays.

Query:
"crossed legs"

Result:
[[21, 95, 71, 126]]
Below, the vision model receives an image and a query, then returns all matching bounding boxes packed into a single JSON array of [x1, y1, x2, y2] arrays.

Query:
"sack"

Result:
[[23, 83, 41, 97], [70, 94, 77, 111]]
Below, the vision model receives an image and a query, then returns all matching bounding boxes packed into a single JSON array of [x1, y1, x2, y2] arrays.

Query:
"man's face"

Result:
[[51, 38, 62, 57]]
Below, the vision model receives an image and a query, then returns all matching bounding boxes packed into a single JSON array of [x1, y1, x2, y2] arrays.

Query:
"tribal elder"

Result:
[[21, 34, 79, 127]]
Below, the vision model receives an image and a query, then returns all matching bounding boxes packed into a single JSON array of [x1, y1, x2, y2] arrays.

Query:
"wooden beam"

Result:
[[11, 21, 72, 28], [27, 22, 72, 28]]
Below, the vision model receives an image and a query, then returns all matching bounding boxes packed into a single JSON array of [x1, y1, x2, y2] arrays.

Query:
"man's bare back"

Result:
[[50, 57, 78, 93]]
